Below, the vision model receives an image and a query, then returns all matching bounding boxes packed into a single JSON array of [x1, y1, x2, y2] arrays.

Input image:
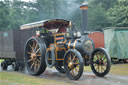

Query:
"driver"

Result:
[[40, 28, 48, 34]]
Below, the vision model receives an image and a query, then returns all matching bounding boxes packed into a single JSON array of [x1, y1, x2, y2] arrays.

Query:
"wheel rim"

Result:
[[92, 51, 109, 73], [64, 51, 82, 79], [25, 39, 41, 73]]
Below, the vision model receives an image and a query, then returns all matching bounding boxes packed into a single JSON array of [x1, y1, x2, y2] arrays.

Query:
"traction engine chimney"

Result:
[[80, 4, 88, 34]]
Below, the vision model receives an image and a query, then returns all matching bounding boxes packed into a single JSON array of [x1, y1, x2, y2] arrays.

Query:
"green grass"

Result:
[[0, 62, 128, 85], [0, 72, 72, 85], [84, 64, 128, 76], [0, 59, 4, 63]]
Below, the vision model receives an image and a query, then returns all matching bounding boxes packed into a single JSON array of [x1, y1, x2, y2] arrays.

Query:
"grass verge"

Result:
[[84, 64, 128, 76], [0, 59, 4, 63], [0, 72, 72, 85]]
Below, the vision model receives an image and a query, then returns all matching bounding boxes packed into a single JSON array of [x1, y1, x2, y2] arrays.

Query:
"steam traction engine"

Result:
[[21, 5, 111, 80]]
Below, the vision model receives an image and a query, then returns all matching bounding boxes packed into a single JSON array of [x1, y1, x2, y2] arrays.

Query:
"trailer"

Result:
[[0, 29, 33, 70], [104, 27, 128, 63]]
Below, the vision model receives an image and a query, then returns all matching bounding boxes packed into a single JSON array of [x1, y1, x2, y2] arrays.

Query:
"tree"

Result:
[[87, 0, 118, 31], [89, 0, 117, 10], [0, 1, 10, 30], [88, 4, 110, 31], [107, 0, 128, 27]]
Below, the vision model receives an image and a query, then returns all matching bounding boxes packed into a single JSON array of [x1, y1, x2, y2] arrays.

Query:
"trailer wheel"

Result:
[[1, 61, 8, 70], [12, 62, 19, 71], [55, 65, 65, 73], [64, 49, 84, 80], [25, 37, 47, 76], [90, 48, 111, 77], [123, 59, 128, 63]]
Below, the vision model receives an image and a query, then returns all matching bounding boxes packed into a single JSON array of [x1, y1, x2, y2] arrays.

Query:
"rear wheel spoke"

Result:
[[35, 48, 40, 53], [27, 52, 32, 55], [30, 62, 35, 69], [28, 59, 33, 62], [34, 43, 38, 52]]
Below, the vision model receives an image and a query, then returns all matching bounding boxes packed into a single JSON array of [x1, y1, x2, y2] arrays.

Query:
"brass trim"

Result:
[[80, 6, 88, 10], [55, 33, 65, 36], [68, 41, 71, 49], [73, 40, 77, 49]]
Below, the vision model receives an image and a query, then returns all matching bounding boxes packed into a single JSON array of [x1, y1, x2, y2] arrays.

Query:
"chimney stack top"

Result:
[[80, 5, 88, 10]]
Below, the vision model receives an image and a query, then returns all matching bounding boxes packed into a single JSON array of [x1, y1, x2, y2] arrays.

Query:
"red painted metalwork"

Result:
[[88, 32, 104, 48]]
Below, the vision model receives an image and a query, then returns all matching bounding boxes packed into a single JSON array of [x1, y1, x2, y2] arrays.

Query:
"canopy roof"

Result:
[[20, 19, 72, 30]]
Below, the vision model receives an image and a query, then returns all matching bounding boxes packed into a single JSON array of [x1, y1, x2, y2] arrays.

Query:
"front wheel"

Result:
[[64, 49, 84, 80], [90, 48, 111, 77]]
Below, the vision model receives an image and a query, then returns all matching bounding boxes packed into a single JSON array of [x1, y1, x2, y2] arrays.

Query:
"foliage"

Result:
[[88, 3, 110, 31], [107, 0, 128, 27], [88, 0, 117, 31], [0, 0, 127, 31], [0, 1, 10, 30]]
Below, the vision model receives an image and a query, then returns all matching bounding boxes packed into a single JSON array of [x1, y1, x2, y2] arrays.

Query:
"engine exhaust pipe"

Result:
[[80, 4, 88, 34]]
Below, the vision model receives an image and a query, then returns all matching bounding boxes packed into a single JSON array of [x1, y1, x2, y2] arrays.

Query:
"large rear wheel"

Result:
[[64, 49, 84, 80], [90, 48, 111, 77], [24, 37, 46, 75]]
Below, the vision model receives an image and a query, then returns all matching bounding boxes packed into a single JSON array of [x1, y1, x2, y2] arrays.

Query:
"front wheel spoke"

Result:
[[103, 56, 107, 61], [68, 57, 70, 63], [73, 62, 79, 65], [74, 67, 79, 72], [103, 61, 107, 66], [94, 63, 98, 66], [99, 53, 103, 59], [101, 66, 105, 72], [69, 54, 72, 61], [93, 57, 97, 62], [96, 65, 100, 72], [72, 55, 76, 62], [96, 54, 100, 60], [71, 69, 75, 76]]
